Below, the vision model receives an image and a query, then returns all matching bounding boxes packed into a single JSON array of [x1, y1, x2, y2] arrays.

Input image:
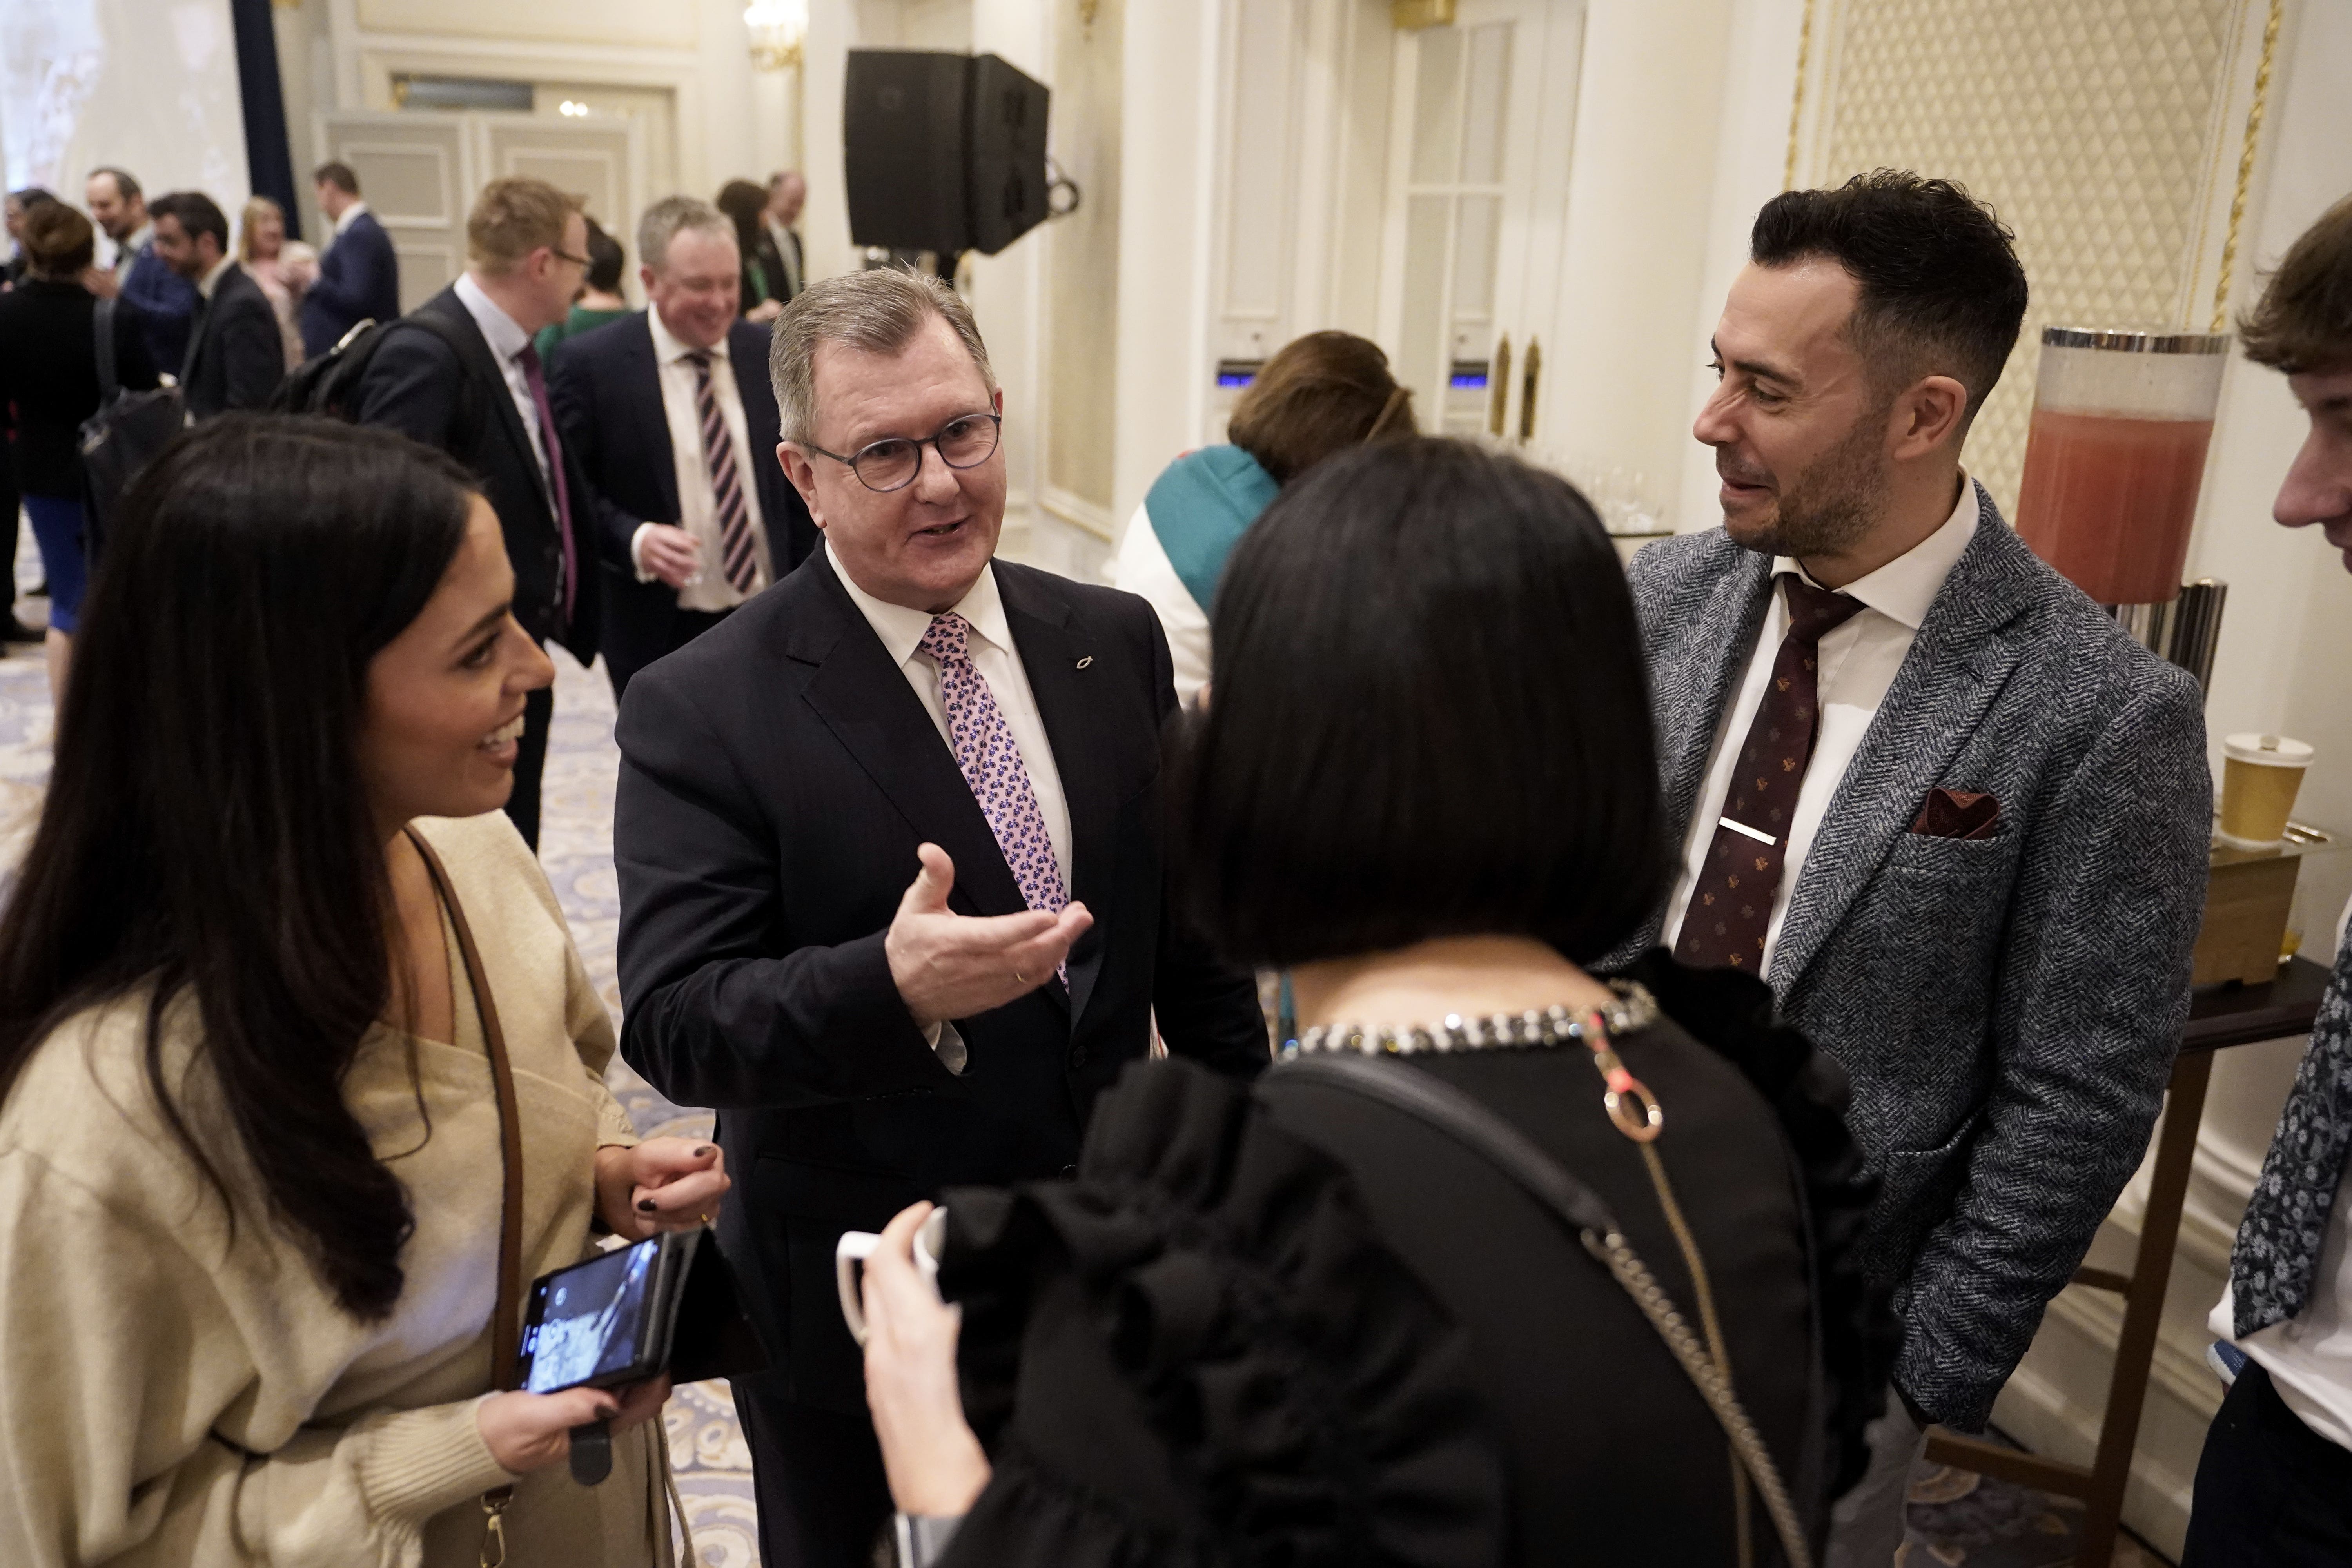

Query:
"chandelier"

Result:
[[744, 0, 809, 71]]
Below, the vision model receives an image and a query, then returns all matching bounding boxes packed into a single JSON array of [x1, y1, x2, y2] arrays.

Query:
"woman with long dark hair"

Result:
[[854, 439, 1891, 1566], [0, 416, 728, 1566]]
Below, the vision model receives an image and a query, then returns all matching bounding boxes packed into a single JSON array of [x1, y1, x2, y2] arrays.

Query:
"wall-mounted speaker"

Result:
[[844, 50, 1051, 260]]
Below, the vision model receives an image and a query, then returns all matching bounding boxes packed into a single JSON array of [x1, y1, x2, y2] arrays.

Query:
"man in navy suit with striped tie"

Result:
[[550, 195, 818, 697]]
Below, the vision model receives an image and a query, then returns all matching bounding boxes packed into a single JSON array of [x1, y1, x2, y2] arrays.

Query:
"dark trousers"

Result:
[[2183, 1362, 2352, 1566], [733, 1379, 892, 1568], [501, 682, 555, 852], [605, 604, 733, 701]]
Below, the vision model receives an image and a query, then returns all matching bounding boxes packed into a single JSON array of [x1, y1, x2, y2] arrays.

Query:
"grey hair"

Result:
[[770, 266, 997, 446], [636, 195, 733, 276]]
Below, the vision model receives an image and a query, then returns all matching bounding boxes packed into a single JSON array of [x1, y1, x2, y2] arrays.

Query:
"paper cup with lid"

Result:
[[2218, 733, 2314, 849]]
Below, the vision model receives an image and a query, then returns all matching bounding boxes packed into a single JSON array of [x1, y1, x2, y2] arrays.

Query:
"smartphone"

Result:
[[516, 1232, 692, 1394]]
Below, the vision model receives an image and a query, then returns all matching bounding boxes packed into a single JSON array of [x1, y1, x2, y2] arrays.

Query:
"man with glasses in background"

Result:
[[612, 267, 1269, 1567], [549, 195, 817, 699], [354, 176, 603, 850]]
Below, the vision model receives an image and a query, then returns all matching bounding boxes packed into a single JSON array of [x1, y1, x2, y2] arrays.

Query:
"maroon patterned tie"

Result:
[[514, 343, 579, 629], [687, 351, 761, 593], [1673, 575, 1867, 973]]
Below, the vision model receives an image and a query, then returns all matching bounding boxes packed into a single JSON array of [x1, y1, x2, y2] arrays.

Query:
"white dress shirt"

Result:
[[766, 221, 803, 297], [2209, 893, 2352, 1452], [330, 200, 370, 243], [1662, 474, 1980, 973], [629, 305, 771, 612], [829, 546, 1074, 893], [833, 548, 1073, 1072], [453, 272, 551, 484], [111, 222, 152, 276], [194, 253, 235, 300]]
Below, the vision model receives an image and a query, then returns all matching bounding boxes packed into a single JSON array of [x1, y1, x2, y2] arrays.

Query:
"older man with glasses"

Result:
[[612, 266, 1270, 1568]]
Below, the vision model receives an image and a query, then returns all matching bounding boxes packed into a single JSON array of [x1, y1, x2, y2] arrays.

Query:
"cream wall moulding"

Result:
[[746, 0, 809, 73]]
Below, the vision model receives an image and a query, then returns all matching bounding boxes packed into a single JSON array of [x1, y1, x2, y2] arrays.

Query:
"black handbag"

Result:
[[77, 297, 185, 553]]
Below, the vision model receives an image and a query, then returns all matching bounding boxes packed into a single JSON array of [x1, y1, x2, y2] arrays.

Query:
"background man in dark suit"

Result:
[[352, 176, 600, 850], [298, 161, 401, 357], [614, 267, 1267, 1566], [760, 170, 806, 305], [83, 166, 195, 374], [2187, 193, 2352, 1568], [1606, 172, 2210, 1565], [148, 192, 280, 419], [550, 194, 817, 698]]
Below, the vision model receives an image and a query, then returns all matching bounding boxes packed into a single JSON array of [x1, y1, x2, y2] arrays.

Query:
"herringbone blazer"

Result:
[[1608, 486, 2210, 1430]]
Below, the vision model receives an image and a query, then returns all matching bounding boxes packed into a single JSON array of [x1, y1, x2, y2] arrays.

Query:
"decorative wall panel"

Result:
[[1795, 0, 2254, 515]]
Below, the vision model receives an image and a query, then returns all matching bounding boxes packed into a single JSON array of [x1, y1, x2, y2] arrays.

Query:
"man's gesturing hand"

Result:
[[886, 843, 1091, 1029]]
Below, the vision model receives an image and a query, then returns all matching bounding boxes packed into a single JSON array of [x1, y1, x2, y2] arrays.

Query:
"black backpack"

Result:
[[267, 312, 485, 436], [78, 298, 187, 551]]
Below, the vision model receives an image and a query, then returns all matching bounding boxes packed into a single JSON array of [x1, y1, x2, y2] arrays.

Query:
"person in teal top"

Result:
[[533, 219, 628, 358], [1114, 330, 1413, 700]]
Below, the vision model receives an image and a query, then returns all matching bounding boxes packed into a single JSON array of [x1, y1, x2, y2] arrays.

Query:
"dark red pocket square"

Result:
[[1911, 788, 2000, 841]]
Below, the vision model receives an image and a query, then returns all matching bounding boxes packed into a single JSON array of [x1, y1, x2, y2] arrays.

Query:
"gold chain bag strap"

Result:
[[403, 828, 528, 1568]]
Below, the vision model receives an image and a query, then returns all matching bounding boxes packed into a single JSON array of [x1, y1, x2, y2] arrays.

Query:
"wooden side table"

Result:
[[1920, 955, 2333, 1565]]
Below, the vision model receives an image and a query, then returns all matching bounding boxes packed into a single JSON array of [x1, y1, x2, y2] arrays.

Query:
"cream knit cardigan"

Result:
[[0, 812, 676, 1567]]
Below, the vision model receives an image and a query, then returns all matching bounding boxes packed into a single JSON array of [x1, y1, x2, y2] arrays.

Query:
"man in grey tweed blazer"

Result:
[[1612, 174, 2210, 1564], [2183, 194, 2352, 1568]]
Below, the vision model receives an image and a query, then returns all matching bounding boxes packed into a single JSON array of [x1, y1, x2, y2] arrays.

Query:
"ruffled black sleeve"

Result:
[[935, 1059, 1508, 1568]]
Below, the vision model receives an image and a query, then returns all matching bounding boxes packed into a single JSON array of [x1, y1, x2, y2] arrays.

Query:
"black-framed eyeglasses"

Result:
[[804, 412, 1001, 494], [550, 247, 592, 269]]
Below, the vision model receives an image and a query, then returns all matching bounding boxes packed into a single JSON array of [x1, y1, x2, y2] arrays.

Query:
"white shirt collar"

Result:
[[1775, 470, 1980, 632], [648, 303, 727, 369], [828, 541, 1011, 667], [454, 272, 534, 364], [334, 201, 369, 236], [196, 254, 236, 299]]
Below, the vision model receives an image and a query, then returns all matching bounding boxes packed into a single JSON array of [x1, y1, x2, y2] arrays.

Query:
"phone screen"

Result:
[[520, 1238, 661, 1394]]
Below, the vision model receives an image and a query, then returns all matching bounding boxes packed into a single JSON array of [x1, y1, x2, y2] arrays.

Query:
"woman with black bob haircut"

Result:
[[850, 438, 1890, 1567], [0, 415, 728, 1566]]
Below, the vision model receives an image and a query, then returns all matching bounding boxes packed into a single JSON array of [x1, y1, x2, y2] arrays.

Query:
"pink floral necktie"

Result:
[[918, 613, 1069, 920]]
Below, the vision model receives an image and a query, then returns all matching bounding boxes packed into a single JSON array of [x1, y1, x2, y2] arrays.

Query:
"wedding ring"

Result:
[[1015, 969, 1030, 984], [699, 1213, 713, 1225]]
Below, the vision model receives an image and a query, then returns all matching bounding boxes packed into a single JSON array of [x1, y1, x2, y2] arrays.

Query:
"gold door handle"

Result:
[[1519, 336, 1541, 443], [1489, 335, 1512, 437]]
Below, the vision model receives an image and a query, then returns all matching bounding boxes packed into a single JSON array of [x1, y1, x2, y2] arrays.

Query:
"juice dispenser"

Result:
[[2013, 327, 2229, 610]]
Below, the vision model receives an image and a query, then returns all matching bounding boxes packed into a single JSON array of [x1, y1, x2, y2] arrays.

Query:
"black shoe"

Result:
[[3, 617, 45, 644]]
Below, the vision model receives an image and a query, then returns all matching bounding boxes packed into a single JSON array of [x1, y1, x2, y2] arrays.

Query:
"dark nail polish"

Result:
[[696, 1145, 713, 1158], [637, 1198, 657, 1212]]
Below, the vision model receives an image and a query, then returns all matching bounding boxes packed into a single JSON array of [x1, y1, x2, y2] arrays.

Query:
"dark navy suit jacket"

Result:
[[548, 313, 817, 691], [298, 210, 401, 358], [613, 550, 1268, 1412], [119, 241, 196, 375]]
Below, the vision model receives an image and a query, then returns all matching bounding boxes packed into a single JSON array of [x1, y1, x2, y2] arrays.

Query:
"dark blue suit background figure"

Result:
[[299, 209, 401, 358], [547, 312, 819, 697], [119, 242, 196, 376]]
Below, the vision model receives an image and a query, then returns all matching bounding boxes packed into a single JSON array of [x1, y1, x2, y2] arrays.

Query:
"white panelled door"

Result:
[[1378, 1, 1585, 444], [316, 109, 644, 317]]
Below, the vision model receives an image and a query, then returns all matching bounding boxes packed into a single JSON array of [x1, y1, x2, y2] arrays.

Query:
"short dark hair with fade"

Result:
[[2240, 194, 2352, 375], [150, 191, 230, 254], [1752, 170, 2029, 424], [314, 161, 361, 196], [584, 218, 626, 294], [1172, 437, 1666, 969]]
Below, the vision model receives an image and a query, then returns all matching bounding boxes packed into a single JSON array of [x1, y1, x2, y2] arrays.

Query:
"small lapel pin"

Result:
[[1074, 655, 1093, 670]]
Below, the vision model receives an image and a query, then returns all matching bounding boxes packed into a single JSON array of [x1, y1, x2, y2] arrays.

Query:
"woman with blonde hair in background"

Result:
[[238, 194, 317, 370], [0, 415, 728, 1566], [1112, 329, 1414, 702]]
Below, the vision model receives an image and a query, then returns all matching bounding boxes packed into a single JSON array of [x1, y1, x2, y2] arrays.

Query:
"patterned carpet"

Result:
[[0, 554, 2172, 1566]]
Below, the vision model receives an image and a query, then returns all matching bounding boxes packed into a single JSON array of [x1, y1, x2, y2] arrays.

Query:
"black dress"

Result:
[[933, 954, 1890, 1567]]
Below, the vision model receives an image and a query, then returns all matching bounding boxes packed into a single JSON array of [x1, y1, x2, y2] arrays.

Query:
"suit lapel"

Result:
[[431, 292, 548, 517], [789, 555, 1037, 935], [1768, 497, 2038, 991], [996, 566, 1115, 1029], [1651, 553, 1775, 927], [622, 319, 681, 521]]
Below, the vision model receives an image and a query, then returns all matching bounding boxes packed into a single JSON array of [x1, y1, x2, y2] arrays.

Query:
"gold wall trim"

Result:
[[2211, 0, 2284, 332], [1783, 0, 1818, 191]]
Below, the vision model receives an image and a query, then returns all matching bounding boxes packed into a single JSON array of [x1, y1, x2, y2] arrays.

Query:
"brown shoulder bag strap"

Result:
[[404, 825, 527, 1391]]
